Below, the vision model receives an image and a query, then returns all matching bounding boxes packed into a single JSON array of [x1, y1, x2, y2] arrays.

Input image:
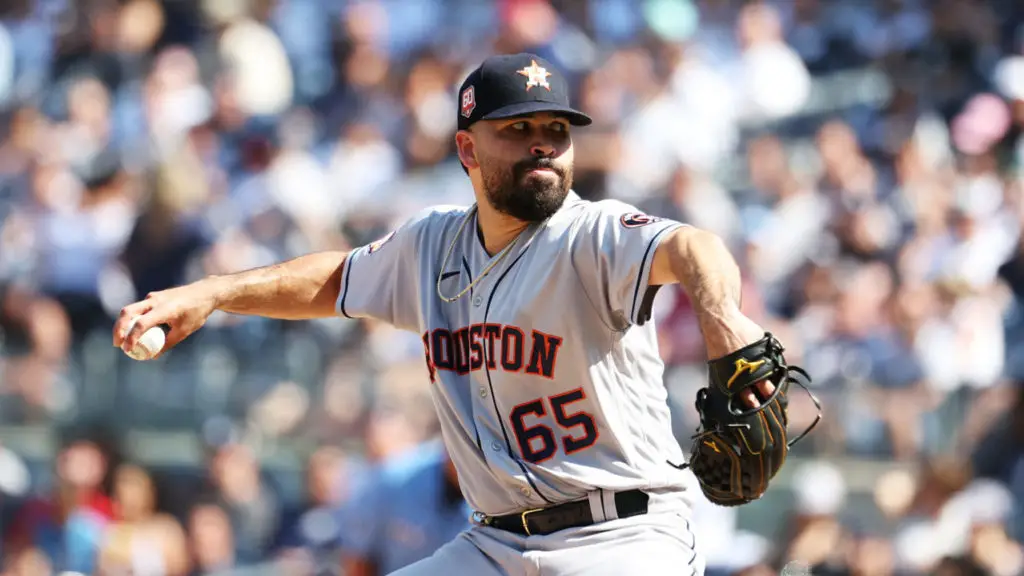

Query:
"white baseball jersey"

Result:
[[337, 190, 693, 516]]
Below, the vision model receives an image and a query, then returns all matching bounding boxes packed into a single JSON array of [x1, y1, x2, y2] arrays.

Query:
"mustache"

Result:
[[514, 158, 563, 178]]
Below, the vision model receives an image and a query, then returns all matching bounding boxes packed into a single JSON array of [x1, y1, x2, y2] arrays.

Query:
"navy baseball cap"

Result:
[[457, 53, 592, 131]]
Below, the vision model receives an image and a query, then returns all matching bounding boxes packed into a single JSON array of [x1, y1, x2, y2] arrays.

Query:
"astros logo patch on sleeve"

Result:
[[620, 212, 662, 228], [367, 230, 396, 254]]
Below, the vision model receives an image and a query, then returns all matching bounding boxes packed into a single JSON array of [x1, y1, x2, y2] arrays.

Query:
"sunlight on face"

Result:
[[467, 113, 575, 223]]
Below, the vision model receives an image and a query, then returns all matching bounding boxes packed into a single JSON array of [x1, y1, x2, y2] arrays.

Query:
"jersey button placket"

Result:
[[468, 284, 496, 456]]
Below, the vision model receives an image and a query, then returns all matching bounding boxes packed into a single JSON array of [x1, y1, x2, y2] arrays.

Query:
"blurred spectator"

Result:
[[339, 439, 470, 576], [28, 152, 137, 339], [931, 555, 989, 576], [972, 382, 1024, 541], [203, 441, 282, 565], [0, 546, 52, 576], [2, 438, 113, 574], [733, 1, 811, 122], [692, 488, 771, 575], [0, 442, 31, 562], [272, 446, 352, 573], [0, 281, 71, 421], [96, 463, 190, 576], [119, 131, 215, 302], [186, 499, 238, 576]]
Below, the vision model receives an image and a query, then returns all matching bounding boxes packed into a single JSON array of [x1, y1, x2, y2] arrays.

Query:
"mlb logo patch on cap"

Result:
[[461, 86, 476, 118]]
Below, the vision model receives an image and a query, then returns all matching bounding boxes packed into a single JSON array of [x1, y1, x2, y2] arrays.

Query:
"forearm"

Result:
[[204, 251, 349, 320], [658, 228, 750, 357], [665, 228, 742, 314]]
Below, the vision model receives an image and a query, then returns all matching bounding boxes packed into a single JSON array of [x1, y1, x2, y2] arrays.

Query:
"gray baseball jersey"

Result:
[[336, 190, 692, 517]]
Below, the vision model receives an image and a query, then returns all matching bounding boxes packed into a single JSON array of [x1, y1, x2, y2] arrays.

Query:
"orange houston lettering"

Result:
[[483, 323, 501, 369], [430, 329, 454, 371], [526, 330, 563, 380], [422, 324, 562, 379], [421, 332, 437, 384], [452, 326, 471, 375], [501, 326, 524, 372]]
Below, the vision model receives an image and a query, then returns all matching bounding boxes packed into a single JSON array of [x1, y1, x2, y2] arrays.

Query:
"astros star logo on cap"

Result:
[[517, 60, 551, 91]]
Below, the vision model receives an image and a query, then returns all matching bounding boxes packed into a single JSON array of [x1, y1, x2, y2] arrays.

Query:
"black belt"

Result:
[[480, 490, 650, 536]]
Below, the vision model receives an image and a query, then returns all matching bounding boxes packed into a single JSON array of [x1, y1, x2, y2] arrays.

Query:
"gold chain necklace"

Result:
[[436, 206, 544, 304]]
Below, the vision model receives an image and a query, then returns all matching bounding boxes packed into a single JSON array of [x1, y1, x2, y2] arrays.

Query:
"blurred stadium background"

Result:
[[0, 0, 1023, 574]]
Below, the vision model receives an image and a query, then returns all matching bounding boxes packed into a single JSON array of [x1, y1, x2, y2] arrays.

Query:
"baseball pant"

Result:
[[388, 510, 704, 576]]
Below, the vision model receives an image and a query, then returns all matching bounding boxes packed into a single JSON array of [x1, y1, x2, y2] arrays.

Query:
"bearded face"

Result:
[[479, 154, 573, 223], [462, 114, 576, 223]]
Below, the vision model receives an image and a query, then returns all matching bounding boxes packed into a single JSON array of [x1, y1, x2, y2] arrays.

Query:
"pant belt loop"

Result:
[[586, 490, 607, 522], [601, 489, 619, 521]]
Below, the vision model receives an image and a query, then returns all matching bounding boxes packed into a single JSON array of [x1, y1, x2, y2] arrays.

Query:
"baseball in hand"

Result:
[[123, 319, 168, 361]]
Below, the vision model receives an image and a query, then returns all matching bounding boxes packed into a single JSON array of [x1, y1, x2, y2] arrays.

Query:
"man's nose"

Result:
[[530, 141, 555, 157]]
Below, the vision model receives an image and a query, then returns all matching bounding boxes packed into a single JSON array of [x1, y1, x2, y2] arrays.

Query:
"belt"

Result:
[[478, 490, 650, 536]]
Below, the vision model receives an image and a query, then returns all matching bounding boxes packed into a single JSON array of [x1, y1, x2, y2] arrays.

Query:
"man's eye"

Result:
[[551, 123, 567, 132], [511, 122, 528, 131]]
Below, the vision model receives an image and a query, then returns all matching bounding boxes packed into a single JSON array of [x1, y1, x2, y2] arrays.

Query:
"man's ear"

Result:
[[455, 130, 479, 171]]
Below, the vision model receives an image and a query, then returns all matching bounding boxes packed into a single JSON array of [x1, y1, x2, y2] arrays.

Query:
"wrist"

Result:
[[199, 275, 230, 311], [697, 305, 761, 360]]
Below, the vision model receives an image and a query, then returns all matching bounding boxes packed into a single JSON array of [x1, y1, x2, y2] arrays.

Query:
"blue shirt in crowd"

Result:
[[339, 440, 472, 574]]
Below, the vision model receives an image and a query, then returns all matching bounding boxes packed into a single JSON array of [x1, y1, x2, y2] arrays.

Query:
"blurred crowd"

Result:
[[0, 0, 1023, 574]]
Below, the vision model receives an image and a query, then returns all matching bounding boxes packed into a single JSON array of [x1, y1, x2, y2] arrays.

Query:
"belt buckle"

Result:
[[520, 508, 544, 536]]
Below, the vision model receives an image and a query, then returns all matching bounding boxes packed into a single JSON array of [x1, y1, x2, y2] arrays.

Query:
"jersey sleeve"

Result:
[[335, 207, 437, 331], [572, 200, 685, 330]]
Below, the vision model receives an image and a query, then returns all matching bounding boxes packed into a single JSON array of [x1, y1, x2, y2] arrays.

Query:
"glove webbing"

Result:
[[667, 364, 822, 471]]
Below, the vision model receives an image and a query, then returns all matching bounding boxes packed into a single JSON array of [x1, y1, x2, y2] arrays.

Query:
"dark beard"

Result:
[[483, 157, 571, 223]]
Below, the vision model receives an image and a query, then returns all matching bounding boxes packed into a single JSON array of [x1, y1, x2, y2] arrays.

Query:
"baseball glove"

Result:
[[683, 333, 820, 507]]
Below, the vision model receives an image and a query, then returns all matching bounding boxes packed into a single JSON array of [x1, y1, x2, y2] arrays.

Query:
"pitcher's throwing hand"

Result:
[[113, 282, 219, 359]]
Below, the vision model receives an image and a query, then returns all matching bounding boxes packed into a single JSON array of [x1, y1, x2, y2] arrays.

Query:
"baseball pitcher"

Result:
[[114, 53, 818, 575]]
